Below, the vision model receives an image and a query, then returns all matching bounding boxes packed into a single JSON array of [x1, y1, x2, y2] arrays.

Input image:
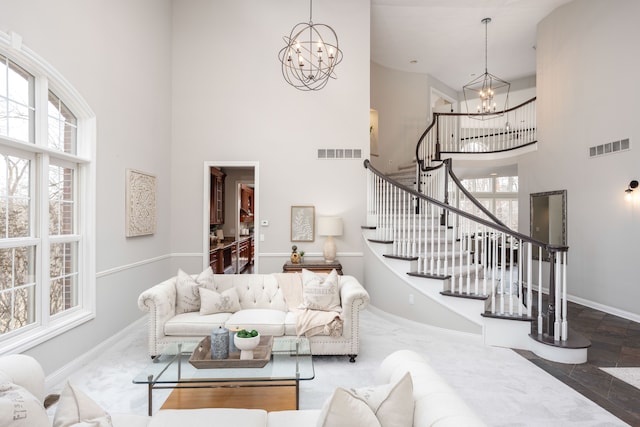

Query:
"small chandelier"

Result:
[[278, 0, 343, 91], [463, 18, 510, 118]]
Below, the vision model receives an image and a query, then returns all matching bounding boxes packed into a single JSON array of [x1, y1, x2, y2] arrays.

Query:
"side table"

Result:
[[282, 260, 343, 275]]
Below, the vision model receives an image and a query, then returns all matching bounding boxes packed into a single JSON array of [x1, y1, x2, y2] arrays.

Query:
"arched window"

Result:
[[0, 32, 95, 354]]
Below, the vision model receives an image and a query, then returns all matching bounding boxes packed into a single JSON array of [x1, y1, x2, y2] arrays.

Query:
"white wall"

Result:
[[520, 0, 640, 319], [1, 0, 370, 374], [0, 0, 175, 373], [170, 0, 370, 280]]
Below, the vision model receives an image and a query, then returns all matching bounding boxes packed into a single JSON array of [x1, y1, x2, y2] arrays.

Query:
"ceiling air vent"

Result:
[[317, 148, 363, 160], [589, 138, 630, 158]]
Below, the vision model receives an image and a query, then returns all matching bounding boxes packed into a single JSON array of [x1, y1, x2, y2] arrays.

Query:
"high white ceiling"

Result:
[[371, 0, 572, 90]]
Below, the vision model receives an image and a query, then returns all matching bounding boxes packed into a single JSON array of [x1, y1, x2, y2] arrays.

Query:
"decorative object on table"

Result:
[[210, 326, 229, 360], [299, 250, 305, 263], [188, 335, 274, 369], [234, 329, 261, 360], [125, 169, 157, 237], [278, 0, 343, 91], [290, 245, 301, 264], [291, 205, 315, 242], [318, 216, 343, 262]]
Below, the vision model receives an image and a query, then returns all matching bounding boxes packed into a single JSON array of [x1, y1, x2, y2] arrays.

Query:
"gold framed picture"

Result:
[[291, 205, 315, 242]]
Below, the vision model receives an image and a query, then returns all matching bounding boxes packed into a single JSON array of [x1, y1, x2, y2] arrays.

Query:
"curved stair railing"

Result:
[[415, 97, 537, 194], [365, 159, 574, 344]]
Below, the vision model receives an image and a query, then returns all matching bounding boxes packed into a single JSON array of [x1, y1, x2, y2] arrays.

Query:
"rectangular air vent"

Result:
[[317, 148, 363, 160], [589, 138, 631, 158]]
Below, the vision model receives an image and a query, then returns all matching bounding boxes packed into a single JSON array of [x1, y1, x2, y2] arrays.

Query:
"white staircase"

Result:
[[364, 160, 590, 364]]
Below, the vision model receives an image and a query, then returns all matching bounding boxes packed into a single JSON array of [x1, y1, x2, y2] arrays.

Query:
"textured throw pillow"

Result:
[[300, 268, 341, 312], [348, 372, 414, 427], [53, 382, 113, 427], [175, 267, 215, 314], [200, 287, 242, 315], [0, 382, 49, 427], [316, 387, 382, 427]]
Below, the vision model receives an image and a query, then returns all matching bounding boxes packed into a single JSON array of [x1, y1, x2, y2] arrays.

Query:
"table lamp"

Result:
[[318, 216, 343, 263]]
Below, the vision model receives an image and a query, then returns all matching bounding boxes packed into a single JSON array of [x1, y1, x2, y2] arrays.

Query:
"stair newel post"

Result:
[[441, 160, 450, 226], [434, 113, 441, 161], [546, 246, 558, 339], [561, 251, 568, 341], [537, 246, 543, 334]]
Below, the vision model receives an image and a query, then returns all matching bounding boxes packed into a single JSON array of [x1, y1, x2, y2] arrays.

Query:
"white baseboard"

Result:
[[567, 294, 640, 324], [44, 317, 147, 392]]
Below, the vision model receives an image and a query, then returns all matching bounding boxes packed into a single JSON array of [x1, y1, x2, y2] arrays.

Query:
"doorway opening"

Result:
[[203, 161, 259, 273]]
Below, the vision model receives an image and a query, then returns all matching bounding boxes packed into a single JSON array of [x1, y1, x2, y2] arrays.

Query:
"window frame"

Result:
[[460, 175, 519, 230], [0, 31, 95, 355]]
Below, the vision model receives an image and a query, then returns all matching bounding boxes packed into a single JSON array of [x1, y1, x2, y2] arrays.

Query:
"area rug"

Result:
[[600, 367, 640, 390], [46, 308, 628, 427]]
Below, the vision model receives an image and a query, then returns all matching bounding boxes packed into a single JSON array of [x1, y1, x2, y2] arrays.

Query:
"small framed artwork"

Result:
[[291, 205, 315, 242], [125, 169, 157, 237]]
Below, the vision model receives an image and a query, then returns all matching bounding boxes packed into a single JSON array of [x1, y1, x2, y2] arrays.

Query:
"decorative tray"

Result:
[[189, 335, 273, 369]]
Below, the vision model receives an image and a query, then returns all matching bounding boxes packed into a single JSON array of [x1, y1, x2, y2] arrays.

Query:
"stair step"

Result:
[[383, 254, 419, 261], [407, 271, 450, 280], [440, 290, 489, 300], [482, 311, 535, 322], [368, 238, 393, 244]]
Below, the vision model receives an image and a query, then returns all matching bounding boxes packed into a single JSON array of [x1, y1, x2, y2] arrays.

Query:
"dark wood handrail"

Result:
[[364, 159, 567, 254], [415, 97, 537, 170]]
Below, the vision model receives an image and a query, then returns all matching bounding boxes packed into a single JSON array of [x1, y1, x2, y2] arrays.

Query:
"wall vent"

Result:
[[589, 138, 630, 158], [317, 148, 362, 159]]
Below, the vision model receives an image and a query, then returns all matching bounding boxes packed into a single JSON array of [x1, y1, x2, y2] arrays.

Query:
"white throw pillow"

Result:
[[300, 269, 341, 312], [0, 382, 49, 427], [316, 372, 414, 427], [199, 286, 242, 314], [316, 387, 382, 427], [53, 382, 113, 427], [349, 372, 414, 427], [175, 267, 215, 314]]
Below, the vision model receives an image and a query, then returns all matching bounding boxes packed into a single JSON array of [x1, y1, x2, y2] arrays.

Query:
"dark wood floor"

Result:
[[514, 300, 640, 426]]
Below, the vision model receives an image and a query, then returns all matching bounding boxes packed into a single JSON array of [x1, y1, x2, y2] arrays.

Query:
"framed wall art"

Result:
[[125, 169, 157, 237], [291, 205, 315, 242]]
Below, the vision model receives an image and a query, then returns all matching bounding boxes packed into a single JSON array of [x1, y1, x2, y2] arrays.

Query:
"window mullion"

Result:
[[37, 153, 50, 327]]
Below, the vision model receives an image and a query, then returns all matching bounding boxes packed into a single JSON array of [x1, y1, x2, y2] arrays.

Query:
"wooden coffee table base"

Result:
[[159, 381, 298, 412]]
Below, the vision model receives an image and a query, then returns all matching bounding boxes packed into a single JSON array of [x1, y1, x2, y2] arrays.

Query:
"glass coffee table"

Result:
[[133, 336, 314, 415]]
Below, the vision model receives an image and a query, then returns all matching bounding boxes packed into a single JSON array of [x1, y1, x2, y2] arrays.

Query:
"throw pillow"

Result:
[[199, 286, 242, 315], [0, 382, 49, 427], [300, 268, 341, 312], [316, 387, 382, 427], [175, 267, 215, 314], [349, 372, 414, 427], [52, 382, 113, 427]]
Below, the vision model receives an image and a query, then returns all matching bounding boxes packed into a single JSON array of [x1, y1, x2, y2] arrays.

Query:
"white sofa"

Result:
[[137, 270, 370, 362], [0, 350, 486, 427]]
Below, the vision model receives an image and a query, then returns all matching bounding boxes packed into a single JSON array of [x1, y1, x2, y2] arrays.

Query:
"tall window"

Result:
[[0, 41, 95, 354], [459, 175, 519, 230]]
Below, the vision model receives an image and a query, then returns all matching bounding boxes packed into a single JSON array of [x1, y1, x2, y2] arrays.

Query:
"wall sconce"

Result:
[[318, 216, 343, 263], [625, 180, 638, 201]]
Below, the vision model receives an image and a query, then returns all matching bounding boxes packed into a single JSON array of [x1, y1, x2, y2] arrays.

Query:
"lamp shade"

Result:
[[318, 216, 343, 237]]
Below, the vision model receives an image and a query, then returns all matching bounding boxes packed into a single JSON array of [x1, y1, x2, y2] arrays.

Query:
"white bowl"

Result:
[[234, 333, 260, 360]]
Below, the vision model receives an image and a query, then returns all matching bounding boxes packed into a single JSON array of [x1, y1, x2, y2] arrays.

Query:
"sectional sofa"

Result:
[[0, 350, 487, 426]]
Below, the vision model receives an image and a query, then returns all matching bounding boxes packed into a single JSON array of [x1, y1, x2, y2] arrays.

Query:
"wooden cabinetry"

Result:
[[209, 236, 253, 274], [240, 184, 254, 223], [210, 168, 225, 225]]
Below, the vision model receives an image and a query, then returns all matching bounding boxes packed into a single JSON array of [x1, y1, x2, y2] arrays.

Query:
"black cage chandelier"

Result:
[[278, 0, 343, 91], [463, 18, 510, 118]]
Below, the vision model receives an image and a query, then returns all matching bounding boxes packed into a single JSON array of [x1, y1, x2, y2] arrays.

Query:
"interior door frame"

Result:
[[203, 161, 259, 272]]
